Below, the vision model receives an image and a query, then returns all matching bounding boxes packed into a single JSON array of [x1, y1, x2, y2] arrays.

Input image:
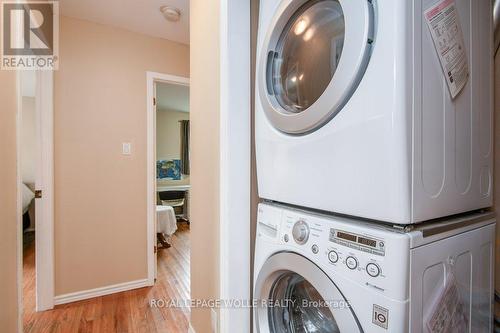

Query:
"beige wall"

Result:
[[190, 0, 220, 331], [21, 96, 36, 185], [156, 109, 189, 161], [54, 16, 189, 295], [0, 70, 20, 333]]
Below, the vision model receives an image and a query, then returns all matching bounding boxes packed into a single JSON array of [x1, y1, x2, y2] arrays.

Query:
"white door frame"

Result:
[[219, 0, 251, 332], [16, 69, 55, 320], [146, 71, 190, 285]]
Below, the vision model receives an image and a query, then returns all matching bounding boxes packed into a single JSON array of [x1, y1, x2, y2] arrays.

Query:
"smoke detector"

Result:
[[160, 6, 181, 22]]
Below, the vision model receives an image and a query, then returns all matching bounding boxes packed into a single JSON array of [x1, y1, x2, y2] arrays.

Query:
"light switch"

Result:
[[122, 142, 131, 155]]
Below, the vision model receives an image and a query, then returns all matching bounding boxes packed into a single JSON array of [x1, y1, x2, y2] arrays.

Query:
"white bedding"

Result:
[[22, 183, 35, 214]]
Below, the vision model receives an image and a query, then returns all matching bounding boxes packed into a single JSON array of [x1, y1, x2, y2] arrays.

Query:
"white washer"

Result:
[[253, 203, 495, 332], [255, 0, 493, 224]]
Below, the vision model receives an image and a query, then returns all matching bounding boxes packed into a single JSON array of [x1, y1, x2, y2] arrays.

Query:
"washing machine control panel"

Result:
[[258, 203, 409, 300], [277, 210, 387, 285], [325, 229, 386, 280], [329, 229, 385, 256]]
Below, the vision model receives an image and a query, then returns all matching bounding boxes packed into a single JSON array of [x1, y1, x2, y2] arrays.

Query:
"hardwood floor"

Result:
[[23, 223, 191, 333]]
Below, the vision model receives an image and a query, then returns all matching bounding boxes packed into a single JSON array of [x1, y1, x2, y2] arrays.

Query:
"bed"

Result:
[[22, 184, 35, 231], [22, 183, 34, 214]]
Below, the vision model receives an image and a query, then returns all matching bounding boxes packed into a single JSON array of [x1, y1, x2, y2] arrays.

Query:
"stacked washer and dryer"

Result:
[[253, 0, 495, 332]]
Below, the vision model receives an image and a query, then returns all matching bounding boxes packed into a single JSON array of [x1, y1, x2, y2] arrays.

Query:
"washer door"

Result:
[[259, 0, 374, 134], [254, 252, 362, 333]]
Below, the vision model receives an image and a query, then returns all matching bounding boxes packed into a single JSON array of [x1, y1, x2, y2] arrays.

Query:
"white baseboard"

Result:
[[54, 278, 149, 305]]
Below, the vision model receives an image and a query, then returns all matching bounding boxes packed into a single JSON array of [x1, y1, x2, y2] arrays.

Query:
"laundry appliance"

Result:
[[253, 203, 495, 332], [255, 0, 494, 223]]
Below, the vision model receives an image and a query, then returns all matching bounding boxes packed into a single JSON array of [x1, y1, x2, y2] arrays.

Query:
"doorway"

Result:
[[16, 69, 55, 327], [147, 72, 191, 325], [155, 79, 191, 263]]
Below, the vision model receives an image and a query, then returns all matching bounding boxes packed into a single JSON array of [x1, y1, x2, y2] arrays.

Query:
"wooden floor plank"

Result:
[[23, 223, 191, 333]]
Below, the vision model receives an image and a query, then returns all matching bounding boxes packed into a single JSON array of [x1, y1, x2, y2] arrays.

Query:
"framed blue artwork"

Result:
[[157, 159, 182, 180]]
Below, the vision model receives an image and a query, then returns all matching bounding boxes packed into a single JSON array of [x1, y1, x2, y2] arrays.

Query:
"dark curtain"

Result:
[[180, 120, 190, 175]]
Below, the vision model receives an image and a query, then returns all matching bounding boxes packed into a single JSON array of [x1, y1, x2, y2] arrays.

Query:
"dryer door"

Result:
[[254, 252, 362, 333], [258, 0, 374, 134]]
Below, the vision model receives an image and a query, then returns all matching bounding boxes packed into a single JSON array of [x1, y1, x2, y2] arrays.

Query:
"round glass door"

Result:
[[270, 0, 345, 114], [259, 0, 374, 134], [269, 272, 340, 332], [254, 252, 362, 333]]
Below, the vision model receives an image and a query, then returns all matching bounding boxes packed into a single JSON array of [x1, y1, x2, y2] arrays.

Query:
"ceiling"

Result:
[[60, 0, 189, 45], [157, 82, 189, 112]]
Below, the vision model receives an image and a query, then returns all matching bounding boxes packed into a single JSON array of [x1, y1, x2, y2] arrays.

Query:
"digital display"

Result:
[[358, 237, 377, 248], [330, 229, 385, 256], [336, 231, 357, 242]]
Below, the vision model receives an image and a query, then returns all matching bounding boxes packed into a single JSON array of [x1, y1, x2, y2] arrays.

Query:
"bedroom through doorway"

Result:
[[147, 73, 191, 330]]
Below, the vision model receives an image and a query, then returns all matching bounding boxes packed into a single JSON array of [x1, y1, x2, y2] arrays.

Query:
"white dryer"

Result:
[[253, 203, 495, 332], [255, 0, 494, 224]]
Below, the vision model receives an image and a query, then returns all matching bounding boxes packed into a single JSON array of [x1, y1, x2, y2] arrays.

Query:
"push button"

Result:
[[366, 263, 381, 277], [345, 256, 358, 270], [311, 244, 319, 254], [328, 251, 339, 263]]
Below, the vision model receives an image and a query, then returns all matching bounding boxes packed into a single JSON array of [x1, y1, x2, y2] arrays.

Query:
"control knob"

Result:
[[292, 220, 310, 245]]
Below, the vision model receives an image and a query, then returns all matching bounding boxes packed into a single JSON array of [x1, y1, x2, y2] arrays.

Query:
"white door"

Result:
[[33, 70, 55, 311], [258, 0, 374, 134], [254, 252, 362, 332]]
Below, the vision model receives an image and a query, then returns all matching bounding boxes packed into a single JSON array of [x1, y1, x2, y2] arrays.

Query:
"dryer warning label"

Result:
[[372, 304, 389, 329], [424, 0, 469, 99]]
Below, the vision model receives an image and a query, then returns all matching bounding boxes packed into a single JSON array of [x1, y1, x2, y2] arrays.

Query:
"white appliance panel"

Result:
[[409, 224, 494, 333]]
